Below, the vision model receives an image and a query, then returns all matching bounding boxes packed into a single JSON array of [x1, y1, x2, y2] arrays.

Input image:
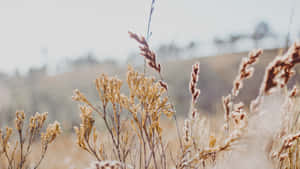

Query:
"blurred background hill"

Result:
[[1, 47, 299, 130]]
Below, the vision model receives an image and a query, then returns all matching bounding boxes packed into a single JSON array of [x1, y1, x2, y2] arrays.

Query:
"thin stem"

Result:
[[85, 101, 121, 161], [18, 129, 24, 169], [146, 0, 155, 41], [33, 144, 48, 169], [102, 105, 122, 161], [85, 137, 101, 161], [285, 0, 296, 52], [4, 149, 12, 169], [158, 73, 183, 152], [144, 0, 156, 75]]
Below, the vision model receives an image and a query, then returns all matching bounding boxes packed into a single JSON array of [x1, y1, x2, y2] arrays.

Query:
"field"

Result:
[[1, 32, 300, 169]]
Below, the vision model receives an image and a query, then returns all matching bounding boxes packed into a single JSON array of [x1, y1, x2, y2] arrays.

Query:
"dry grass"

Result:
[[0, 111, 61, 169], [69, 33, 300, 169], [1, 32, 300, 169]]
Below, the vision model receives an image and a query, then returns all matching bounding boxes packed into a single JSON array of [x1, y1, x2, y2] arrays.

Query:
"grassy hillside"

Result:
[[1, 48, 297, 127]]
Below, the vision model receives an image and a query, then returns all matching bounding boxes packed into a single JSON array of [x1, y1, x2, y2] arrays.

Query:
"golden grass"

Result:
[[71, 32, 300, 169], [0, 111, 61, 169], [1, 31, 300, 169]]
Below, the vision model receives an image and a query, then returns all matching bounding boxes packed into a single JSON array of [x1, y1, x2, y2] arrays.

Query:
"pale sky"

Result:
[[0, 0, 299, 73]]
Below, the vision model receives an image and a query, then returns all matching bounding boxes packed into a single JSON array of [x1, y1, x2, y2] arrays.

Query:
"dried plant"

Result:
[[221, 49, 262, 131], [260, 42, 300, 95], [73, 65, 175, 169], [128, 32, 161, 74], [232, 49, 263, 96], [189, 63, 200, 119], [71, 31, 300, 169], [267, 84, 300, 169], [175, 42, 300, 169], [129, 31, 183, 154], [73, 75, 134, 164], [0, 111, 61, 169]]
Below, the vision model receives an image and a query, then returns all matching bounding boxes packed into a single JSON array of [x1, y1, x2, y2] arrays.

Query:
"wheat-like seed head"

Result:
[[189, 63, 200, 120], [129, 31, 161, 73], [183, 119, 191, 145], [232, 49, 262, 96], [261, 42, 300, 95], [189, 63, 200, 102]]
